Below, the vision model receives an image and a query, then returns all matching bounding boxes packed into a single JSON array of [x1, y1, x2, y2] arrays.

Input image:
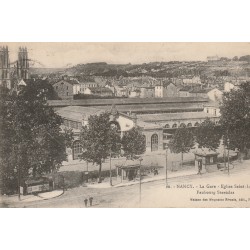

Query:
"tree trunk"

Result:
[[98, 162, 102, 183]]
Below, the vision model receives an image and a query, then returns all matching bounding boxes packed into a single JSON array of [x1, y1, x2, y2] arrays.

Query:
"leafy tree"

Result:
[[79, 112, 121, 183], [220, 82, 250, 158], [169, 127, 195, 166], [195, 118, 221, 150], [121, 127, 146, 160], [25, 79, 60, 100], [0, 83, 73, 194]]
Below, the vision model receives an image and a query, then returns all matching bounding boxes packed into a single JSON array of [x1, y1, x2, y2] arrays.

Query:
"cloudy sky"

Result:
[[1, 42, 250, 68]]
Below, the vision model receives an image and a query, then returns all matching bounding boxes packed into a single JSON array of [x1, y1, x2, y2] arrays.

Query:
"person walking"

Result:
[[89, 197, 93, 206], [84, 198, 88, 207]]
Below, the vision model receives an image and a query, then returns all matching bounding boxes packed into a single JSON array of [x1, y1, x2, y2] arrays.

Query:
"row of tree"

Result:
[[168, 119, 221, 166], [79, 114, 146, 183], [169, 82, 250, 163]]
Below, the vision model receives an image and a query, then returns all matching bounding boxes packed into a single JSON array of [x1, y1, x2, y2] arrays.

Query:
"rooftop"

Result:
[[137, 111, 217, 122], [56, 106, 105, 122], [48, 97, 209, 107]]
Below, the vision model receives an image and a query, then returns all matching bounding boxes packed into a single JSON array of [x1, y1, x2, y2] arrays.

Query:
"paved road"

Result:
[[8, 159, 250, 208]]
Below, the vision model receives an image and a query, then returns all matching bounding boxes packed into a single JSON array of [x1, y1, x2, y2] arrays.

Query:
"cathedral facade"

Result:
[[0, 46, 29, 89]]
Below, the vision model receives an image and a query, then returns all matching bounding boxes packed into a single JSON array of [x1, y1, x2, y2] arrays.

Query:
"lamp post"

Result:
[[109, 151, 112, 186], [165, 146, 168, 187], [139, 157, 143, 203], [14, 164, 20, 201]]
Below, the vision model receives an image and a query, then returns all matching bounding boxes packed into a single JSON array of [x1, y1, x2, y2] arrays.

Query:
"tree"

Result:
[[169, 127, 195, 166], [220, 82, 250, 159], [0, 83, 73, 194], [121, 127, 146, 160], [79, 112, 121, 183], [195, 118, 221, 151]]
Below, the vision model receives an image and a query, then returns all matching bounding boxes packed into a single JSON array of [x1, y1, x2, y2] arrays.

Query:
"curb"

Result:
[[36, 190, 64, 201]]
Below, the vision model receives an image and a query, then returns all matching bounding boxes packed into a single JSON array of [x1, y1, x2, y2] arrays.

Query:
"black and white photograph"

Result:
[[1, 42, 250, 208]]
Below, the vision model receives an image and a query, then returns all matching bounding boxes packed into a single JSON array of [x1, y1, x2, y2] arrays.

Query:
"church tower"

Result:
[[17, 47, 29, 80], [0, 46, 11, 89]]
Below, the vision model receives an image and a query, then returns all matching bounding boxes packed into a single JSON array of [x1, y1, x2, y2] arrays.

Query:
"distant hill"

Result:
[[29, 68, 66, 75], [29, 59, 250, 78]]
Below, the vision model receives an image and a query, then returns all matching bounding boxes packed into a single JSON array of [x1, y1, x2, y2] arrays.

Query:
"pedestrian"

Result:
[[84, 198, 88, 207], [89, 197, 93, 206]]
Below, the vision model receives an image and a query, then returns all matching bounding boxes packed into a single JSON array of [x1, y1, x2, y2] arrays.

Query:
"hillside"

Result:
[[30, 60, 250, 79]]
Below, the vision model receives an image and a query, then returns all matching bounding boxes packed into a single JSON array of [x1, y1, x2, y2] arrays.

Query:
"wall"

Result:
[[144, 129, 163, 152], [116, 115, 135, 132], [166, 83, 178, 97], [53, 81, 73, 99], [207, 89, 223, 101]]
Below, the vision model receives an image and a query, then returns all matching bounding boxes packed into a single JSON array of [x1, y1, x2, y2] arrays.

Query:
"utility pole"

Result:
[[139, 157, 143, 204], [109, 151, 112, 186], [166, 147, 168, 187]]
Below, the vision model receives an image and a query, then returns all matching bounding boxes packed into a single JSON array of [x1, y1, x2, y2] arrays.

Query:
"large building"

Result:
[[52, 80, 75, 100], [0, 46, 30, 89], [54, 97, 219, 161]]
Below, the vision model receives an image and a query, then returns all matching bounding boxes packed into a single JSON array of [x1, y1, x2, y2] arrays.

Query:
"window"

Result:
[[172, 124, 177, 128], [67, 92, 69, 96], [180, 123, 186, 128], [73, 141, 82, 160], [151, 134, 158, 152], [67, 86, 69, 90], [194, 122, 200, 127], [165, 124, 170, 128], [56, 86, 58, 90], [187, 123, 192, 127]]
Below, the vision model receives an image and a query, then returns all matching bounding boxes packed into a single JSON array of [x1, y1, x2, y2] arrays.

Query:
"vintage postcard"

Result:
[[1, 42, 250, 208]]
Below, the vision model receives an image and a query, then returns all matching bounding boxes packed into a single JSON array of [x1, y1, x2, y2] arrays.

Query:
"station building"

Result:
[[54, 97, 220, 161]]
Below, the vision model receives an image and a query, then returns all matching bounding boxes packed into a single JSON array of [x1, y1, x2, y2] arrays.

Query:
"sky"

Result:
[[1, 42, 250, 68]]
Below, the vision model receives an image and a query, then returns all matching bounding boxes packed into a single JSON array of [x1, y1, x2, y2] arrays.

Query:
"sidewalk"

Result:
[[0, 190, 64, 205], [86, 168, 197, 189]]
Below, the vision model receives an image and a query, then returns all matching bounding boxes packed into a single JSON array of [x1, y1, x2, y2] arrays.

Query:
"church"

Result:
[[0, 46, 30, 89]]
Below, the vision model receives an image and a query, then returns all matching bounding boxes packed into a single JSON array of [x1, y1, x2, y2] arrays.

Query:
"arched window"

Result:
[[72, 141, 82, 160], [172, 124, 177, 128], [194, 122, 200, 127], [165, 124, 170, 128], [151, 134, 158, 152], [187, 123, 192, 127], [180, 123, 186, 128]]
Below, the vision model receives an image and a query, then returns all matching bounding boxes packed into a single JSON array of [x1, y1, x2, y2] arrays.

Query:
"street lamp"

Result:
[[109, 151, 112, 186], [139, 157, 143, 203], [14, 165, 21, 201], [165, 146, 168, 187]]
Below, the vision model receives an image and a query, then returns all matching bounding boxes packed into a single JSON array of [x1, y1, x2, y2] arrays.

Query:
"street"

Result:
[[4, 159, 250, 208]]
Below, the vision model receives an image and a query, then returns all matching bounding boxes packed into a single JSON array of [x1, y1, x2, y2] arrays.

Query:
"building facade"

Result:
[[53, 80, 74, 100], [84, 87, 113, 97], [17, 47, 29, 80], [139, 86, 155, 98]]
